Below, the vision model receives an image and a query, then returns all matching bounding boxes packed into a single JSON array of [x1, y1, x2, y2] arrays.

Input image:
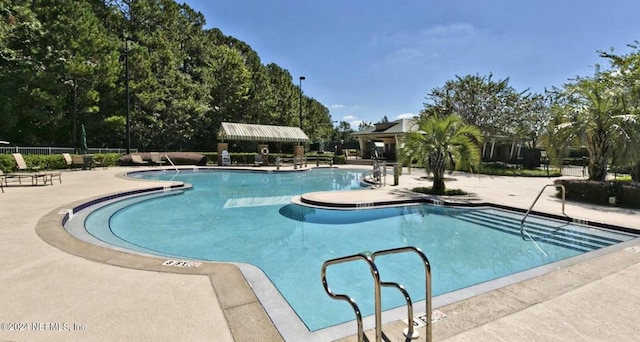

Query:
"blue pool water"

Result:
[[83, 169, 635, 331]]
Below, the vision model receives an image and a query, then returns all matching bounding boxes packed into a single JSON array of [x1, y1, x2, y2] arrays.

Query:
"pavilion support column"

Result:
[[394, 134, 402, 175], [217, 143, 228, 166], [509, 139, 516, 161], [294, 145, 304, 158], [294, 145, 304, 169], [489, 140, 496, 160], [357, 137, 366, 159]]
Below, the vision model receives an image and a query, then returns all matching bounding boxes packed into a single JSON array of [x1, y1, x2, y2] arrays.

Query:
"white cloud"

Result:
[[350, 120, 364, 128], [382, 22, 476, 46], [422, 23, 475, 38], [397, 113, 416, 120], [378, 22, 480, 67], [389, 48, 426, 65], [343, 115, 357, 121], [331, 104, 345, 109]]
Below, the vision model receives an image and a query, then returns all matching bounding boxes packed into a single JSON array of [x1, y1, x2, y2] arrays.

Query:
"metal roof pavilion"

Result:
[[218, 122, 309, 143]]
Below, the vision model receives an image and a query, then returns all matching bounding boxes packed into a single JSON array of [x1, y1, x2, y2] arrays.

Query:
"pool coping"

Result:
[[35, 168, 640, 341], [36, 186, 283, 341]]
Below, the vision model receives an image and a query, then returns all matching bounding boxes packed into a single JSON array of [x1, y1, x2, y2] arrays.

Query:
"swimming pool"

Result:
[[76, 169, 637, 333]]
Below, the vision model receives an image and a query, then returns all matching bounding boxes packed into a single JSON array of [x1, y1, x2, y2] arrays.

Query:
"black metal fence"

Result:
[[560, 165, 589, 178], [0, 146, 135, 155]]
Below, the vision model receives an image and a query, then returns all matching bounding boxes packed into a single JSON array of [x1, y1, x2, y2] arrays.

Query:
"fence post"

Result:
[[393, 163, 399, 186]]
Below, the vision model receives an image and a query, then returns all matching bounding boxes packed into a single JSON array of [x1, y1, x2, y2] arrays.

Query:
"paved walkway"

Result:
[[0, 167, 234, 342], [329, 169, 640, 342], [1, 165, 639, 341]]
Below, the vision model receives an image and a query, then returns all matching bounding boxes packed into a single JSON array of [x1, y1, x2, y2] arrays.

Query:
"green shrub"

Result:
[[611, 163, 640, 182], [333, 155, 346, 165], [1, 154, 68, 171], [554, 179, 640, 209], [615, 174, 633, 182], [617, 184, 640, 208], [0, 154, 14, 172], [202, 152, 217, 163], [0, 153, 123, 172], [95, 153, 120, 167]]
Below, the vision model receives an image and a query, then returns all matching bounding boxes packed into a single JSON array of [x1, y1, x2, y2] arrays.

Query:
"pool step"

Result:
[[468, 210, 623, 246], [454, 210, 624, 253]]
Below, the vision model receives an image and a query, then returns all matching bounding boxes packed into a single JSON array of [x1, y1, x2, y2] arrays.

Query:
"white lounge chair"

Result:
[[221, 150, 231, 166], [63, 153, 85, 169], [10, 153, 53, 185], [131, 154, 149, 166], [254, 154, 263, 167], [150, 152, 165, 166]]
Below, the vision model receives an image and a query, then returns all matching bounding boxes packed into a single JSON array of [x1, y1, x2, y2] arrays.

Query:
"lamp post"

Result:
[[299, 76, 305, 129], [124, 34, 131, 154]]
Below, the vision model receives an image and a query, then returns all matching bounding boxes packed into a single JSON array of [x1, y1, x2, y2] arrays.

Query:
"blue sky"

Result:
[[182, 0, 640, 128]]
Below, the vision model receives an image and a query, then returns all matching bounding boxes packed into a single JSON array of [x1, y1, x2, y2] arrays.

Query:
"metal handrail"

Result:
[[379, 281, 416, 339], [364, 170, 381, 187], [371, 246, 432, 341], [164, 154, 180, 173], [363, 160, 386, 187], [521, 184, 566, 224], [321, 253, 382, 342]]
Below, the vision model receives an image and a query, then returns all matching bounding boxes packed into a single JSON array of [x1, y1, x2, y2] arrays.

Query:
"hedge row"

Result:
[[0, 153, 121, 173], [554, 179, 640, 209], [1, 152, 345, 173], [118, 152, 207, 166]]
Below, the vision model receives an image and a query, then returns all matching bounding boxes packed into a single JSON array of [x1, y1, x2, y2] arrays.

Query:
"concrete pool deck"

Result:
[[0, 165, 639, 341]]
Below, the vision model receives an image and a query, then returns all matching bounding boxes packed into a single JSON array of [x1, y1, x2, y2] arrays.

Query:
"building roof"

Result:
[[218, 122, 309, 143], [352, 118, 418, 136]]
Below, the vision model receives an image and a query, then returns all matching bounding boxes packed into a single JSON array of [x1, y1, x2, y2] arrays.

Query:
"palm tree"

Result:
[[540, 89, 576, 171], [404, 112, 483, 194], [556, 80, 638, 181]]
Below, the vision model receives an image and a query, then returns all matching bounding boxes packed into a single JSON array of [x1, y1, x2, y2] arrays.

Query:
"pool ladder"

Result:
[[164, 154, 180, 173], [321, 246, 432, 342], [521, 184, 566, 225]]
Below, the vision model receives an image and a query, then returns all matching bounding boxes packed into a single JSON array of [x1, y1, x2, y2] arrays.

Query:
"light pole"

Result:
[[299, 76, 305, 129], [124, 34, 131, 154]]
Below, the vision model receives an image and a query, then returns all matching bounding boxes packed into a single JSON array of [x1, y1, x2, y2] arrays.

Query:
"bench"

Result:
[[276, 157, 306, 170], [311, 156, 333, 167]]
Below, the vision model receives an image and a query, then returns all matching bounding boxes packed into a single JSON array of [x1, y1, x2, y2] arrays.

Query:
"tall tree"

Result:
[[3, 0, 119, 147], [0, 0, 336, 150], [425, 73, 544, 145], [358, 121, 373, 131], [599, 42, 640, 180], [302, 97, 333, 142], [265, 63, 297, 125], [0, 1, 42, 143], [336, 121, 353, 141], [539, 87, 574, 169]]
